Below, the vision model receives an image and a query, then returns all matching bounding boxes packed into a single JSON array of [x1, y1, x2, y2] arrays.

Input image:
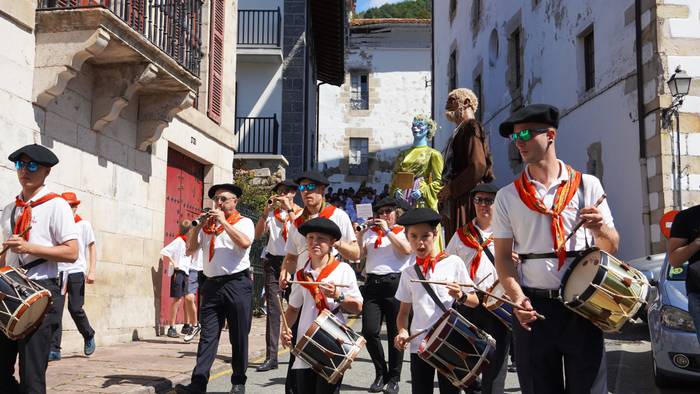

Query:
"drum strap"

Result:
[[414, 265, 449, 313], [475, 229, 495, 264]]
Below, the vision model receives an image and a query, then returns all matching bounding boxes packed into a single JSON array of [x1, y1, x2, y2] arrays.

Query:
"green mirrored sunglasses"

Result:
[[510, 127, 551, 142]]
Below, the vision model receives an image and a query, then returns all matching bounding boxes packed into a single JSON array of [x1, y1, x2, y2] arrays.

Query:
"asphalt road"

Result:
[[204, 318, 697, 393]]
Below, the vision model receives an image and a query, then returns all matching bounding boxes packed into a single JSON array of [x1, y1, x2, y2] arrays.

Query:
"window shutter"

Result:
[[207, 0, 225, 124]]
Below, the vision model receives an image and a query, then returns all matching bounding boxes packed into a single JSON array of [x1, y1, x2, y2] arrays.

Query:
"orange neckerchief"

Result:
[[74, 214, 83, 223], [274, 207, 301, 241], [514, 164, 581, 270], [202, 211, 242, 261], [296, 256, 341, 313], [415, 251, 448, 275], [13, 193, 62, 240], [457, 222, 493, 280], [294, 203, 336, 228], [177, 234, 187, 242], [371, 225, 404, 249]]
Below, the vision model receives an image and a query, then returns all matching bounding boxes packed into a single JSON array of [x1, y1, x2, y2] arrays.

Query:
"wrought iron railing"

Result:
[[37, 0, 203, 76], [237, 8, 281, 47], [235, 115, 280, 155]]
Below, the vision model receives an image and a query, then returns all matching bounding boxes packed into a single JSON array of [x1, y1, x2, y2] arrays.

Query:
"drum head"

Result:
[[562, 249, 605, 303], [9, 290, 51, 338]]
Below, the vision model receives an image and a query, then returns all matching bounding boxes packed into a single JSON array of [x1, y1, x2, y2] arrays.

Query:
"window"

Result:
[[474, 74, 482, 121], [583, 29, 595, 91], [207, 0, 226, 124], [448, 50, 457, 92], [348, 138, 369, 176], [350, 72, 369, 110], [509, 27, 522, 91]]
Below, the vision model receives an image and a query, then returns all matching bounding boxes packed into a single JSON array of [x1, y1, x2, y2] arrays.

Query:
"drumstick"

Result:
[[287, 280, 351, 288], [410, 279, 546, 320], [475, 272, 493, 288], [0, 226, 32, 256], [405, 328, 429, 343], [276, 295, 290, 333], [561, 194, 607, 246]]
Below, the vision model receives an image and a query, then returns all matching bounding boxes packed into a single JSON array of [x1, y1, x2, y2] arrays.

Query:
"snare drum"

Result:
[[293, 309, 366, 384], [481, 280, 513, 331], [0, 266, 53, 340], [418, 308, 496, 389], [560, 247, 649, 332]]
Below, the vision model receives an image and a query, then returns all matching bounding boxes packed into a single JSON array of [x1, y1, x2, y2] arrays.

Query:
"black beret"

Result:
[[470, 183, 499, 195], [208, 183, 243, 199], [396, 208, 441, 227], [498, 104, 559, 137], [294, 170, 330, 186], [8, 144, 59, 167], [273, 179, 298, 192], [373, 197, 399, 212], [298, 217, 342, 240]]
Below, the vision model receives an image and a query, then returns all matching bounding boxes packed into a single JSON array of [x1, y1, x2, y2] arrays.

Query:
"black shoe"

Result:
[[230, 384, 245, 394], [181, 324, 192, 335], [256, 359, 278, 372], [383, 379, 399, 394], [368, 375, 385, 393], [174, 383, 205, 394]]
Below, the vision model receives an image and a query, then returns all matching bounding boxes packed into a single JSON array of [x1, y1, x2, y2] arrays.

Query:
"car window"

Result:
[[667, 261, 689, 281]]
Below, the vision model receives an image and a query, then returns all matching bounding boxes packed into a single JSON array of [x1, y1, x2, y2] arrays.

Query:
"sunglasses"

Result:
[[213, 196, 236, 203], [510, 128, 550, 142], [298, 183, 318, 192], [473, 197, 495, 206], [15, 161, 39, 173]]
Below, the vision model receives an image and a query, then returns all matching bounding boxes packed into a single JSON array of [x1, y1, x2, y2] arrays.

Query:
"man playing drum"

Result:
[[281, 217, 363, 394], [393, 208, 479, 394], [492, 104, 619, 394], [0, 144, 79, 394]]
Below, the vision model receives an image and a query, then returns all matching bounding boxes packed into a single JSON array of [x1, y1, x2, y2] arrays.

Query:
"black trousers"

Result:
[[361, 273, 403, 381], [285, 319, 299, 394], [263, 254, 283, 362], [513, 296, 607, 394], [50, 272, 95, 352], [0, 278, 60, 394], [190, 271, 252, 391], [295, 368, 342, 394], [460, 304, 510, 394], [410, 353, 460, 394]]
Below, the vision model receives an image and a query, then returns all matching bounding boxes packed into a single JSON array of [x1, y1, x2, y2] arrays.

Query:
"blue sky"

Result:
[[356, 0, 407, 12]]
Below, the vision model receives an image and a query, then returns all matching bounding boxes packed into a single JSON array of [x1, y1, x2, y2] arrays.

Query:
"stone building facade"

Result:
[[432, 0, 700, 258], [318, 19, 431, 190], [0, 0, 238, 350]]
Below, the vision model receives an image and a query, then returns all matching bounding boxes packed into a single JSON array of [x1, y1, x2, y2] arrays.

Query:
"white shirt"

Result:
[[189, 248, 203, 272], [263, 209, 293, 257], [492, 161, 615, 289], [285, 207, 357, 270], [394, 255, 473, 353], [197, 216, 255, 277], [288, 260, 363, 369], [362, 227, 411, 274], [160, 236, 191, 273], [59, 219, 95, 275], [445, 222, 498, 290], [0, 186, 78, 280]]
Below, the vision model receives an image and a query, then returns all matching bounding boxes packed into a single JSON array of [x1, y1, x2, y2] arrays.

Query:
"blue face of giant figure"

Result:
[[412, 119, 429, 141]]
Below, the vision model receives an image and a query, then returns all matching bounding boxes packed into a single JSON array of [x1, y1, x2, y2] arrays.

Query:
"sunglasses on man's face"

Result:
[[213, 196, 236, 203], [15, 161, 39, 173], [473, 197, 495, 206], [298, 183, 318, 192], [510, 128, 550, 143]]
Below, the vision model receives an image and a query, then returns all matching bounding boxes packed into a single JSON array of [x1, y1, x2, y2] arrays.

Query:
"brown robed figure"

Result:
[[439, 88, 495, 241]]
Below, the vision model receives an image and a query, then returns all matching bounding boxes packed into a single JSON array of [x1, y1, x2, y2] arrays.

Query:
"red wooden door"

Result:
[[159, 148, 204, 328]]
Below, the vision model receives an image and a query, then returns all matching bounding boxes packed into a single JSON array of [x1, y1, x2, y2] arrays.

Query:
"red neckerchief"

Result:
[[296, 256, 341, 313], [202, 211, 242, 261], [74, 214, 82, 223], [177, 234, 187, 242], [274, 207, 301, 241], [371, 225, 404, 249], [294, 203, 336, 228], [415, 251, 448, 275], [514, 164, 581, 270], [13, 192, 62, 240], [457, 222, 492, 280]]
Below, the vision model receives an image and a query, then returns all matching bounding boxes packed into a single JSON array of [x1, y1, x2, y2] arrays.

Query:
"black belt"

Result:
[[518, 251, 581, 261], [366, 272, 400, 284], [207, 269, 250, 283], [21, 258, 48, 271], [265, 253, 285, 261], [522, 286, 562, 300]]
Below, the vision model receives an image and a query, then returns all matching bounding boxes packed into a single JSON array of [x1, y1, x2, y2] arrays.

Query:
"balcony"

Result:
[[237, 8, 282, 62], [235, 115, 279, 155], [35, 0, 202, 150]]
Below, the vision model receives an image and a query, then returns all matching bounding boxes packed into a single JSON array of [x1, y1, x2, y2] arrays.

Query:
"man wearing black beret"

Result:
[[1, 144, 79, 394], [178, 183, 255, 394], [492, 104, 619, 393]]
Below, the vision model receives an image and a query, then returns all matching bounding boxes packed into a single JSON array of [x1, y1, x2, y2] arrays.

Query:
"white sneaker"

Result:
[[184, 324, 201, 342]]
